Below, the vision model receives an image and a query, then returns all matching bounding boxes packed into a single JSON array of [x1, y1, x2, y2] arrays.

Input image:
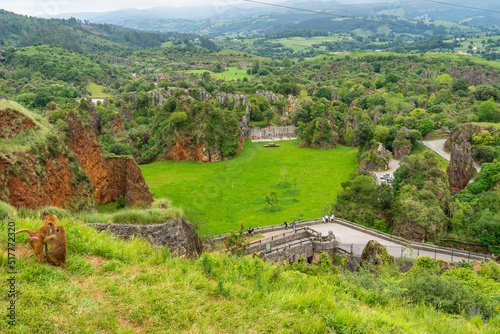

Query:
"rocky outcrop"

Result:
[[148, 88, 210, 107], [88, 218, 203, 257], [358, 141, 392, 171], [360, 240, 395, 269], [446, 141, 473, 195], [0, 105, 95, 210], [165, 132, 244, 163], [66, 114, 153, 206], [256, 90, 284, 104], [444, 123, 493, 152], [392, 128, 412, 159]]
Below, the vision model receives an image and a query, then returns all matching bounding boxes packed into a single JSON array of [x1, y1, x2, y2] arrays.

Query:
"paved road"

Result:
[[422, 139, 481, 172], [372, 158, 400, 185], [261, 222, 483, 263]]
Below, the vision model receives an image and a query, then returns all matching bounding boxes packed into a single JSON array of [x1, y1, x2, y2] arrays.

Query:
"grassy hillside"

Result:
[[1, 217, 499, 333], [141, 140, 358, 236]]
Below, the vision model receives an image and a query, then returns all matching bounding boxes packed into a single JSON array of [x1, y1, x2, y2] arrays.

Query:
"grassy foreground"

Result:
[[1, 218, 499, 333], [141, 140, 358, 236]]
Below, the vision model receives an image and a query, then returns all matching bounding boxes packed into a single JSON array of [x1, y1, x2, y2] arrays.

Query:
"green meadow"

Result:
[[141, 140, 358, 236]]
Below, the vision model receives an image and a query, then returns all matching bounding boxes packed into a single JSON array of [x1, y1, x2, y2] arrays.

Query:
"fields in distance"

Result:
[[141, 140, 358, 236]]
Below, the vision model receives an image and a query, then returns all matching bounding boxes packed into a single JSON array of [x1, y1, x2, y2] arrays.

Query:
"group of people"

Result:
[[323, 214, 335, 224], [283, 220, 297, 231], [248, 214, 335, 237]]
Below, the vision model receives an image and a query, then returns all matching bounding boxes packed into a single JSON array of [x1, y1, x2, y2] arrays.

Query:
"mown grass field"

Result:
[[86, 83, 112, 98], [179, 66, 252, 82], [1, 217, 498, 333], [141, 140, 358, 236]]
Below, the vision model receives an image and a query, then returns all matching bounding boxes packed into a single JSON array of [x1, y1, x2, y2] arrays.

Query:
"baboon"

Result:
[[15, 210, 58, 262], [43, 226, 67, 269]]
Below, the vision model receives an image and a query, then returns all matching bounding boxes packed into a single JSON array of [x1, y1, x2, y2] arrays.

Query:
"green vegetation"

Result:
[[1, 217, 499, 333], [86, 83, 112, 98], [141, 140, 357, 235]]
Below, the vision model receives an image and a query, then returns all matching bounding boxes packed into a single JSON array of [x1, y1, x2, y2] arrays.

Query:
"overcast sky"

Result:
[[0, 0, 248, 17], [0, 0, 393, 17]]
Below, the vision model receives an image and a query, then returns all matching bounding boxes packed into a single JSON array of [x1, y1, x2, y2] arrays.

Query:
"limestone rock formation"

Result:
[[360, 240, 395, 269], [256, 90, 284, 104], [392, 128, 412, 159], [66, 114, 153, 206], [358, 141, 392, 172], [446, 141, 473, 195], [88, 218, 203, 257]]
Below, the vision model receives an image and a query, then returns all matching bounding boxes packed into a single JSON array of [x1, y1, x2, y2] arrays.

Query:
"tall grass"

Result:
[[0, 218, 498, 333]]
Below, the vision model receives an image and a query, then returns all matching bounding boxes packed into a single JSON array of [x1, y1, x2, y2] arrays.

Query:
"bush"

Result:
[[109, 143, 133, 156], [472, 145, 496, 163], [116, 196, 126, 210]]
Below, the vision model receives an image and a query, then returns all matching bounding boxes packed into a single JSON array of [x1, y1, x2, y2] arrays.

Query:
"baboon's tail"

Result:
[[15, 229, 35, 236]]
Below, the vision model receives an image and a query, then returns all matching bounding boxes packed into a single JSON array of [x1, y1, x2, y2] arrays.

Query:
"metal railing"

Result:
[[211, 216, 494, 262]]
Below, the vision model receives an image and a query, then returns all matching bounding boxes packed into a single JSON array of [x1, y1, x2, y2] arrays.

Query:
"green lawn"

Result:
[[178, 66, 252, 81], [141, 140, 358, 236], [86, 83, 112, 98]]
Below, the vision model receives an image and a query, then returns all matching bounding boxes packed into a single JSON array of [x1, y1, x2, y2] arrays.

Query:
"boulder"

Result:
[[360, 240, 395, 269]]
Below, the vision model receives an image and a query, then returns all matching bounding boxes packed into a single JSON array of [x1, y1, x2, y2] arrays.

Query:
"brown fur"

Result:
[[15, 210, 58, 262], [43, 226, 67, 269]]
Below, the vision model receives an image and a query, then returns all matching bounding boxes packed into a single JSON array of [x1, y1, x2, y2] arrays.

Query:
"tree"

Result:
[[315, 87, 333, 100], [281, 167, 288, 186], [266, 192, 279, 211], [419, 118, 435, 136], [354, 121, 374, 146], [477, 98, 499, 123]]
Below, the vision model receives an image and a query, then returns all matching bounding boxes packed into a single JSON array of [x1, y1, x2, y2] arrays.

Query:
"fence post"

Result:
[[401, 246, 403, 258], [451, 251, 453, 263], [468, 251, 470, 263], [434, 249, 436, 259], [417, 249, 419, 257], [351, 243, 353, 255]]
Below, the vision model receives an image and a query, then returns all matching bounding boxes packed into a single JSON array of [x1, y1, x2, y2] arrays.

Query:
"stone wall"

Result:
[[249, 125, 296, 140], [87, 218, 203, 257]]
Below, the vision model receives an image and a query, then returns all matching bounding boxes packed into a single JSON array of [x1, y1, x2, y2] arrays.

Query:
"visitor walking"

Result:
[[284, 221, 288, 230], [330, 214, 335, 222], [292, 221, 296, 231], [325, 215, 329, 223]]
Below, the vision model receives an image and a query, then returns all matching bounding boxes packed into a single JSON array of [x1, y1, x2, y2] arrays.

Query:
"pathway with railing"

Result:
[[210, 217, 494, 263]]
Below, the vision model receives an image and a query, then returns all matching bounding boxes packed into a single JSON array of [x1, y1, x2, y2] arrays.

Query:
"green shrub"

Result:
[[116, 195, 126, 210]]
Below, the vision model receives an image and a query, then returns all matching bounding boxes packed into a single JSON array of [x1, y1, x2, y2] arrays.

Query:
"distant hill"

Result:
[[0, 10, 196, 53], [34, 0, 500, 36]]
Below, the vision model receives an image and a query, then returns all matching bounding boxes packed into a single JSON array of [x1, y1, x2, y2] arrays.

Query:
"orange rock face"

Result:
[[0, 109, 95, 210], [1, 153, 92, 209], [165, 132, 244, 163], [65, 114, 153, 206]]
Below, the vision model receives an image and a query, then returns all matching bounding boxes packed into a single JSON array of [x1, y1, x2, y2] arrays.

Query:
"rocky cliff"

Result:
[[0, 101, 95, 210], [65, 113, 153, 206], [446, 142, 474, 195]]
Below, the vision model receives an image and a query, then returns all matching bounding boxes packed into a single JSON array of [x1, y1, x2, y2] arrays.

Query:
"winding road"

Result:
[[372, 139, 482, 184]]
